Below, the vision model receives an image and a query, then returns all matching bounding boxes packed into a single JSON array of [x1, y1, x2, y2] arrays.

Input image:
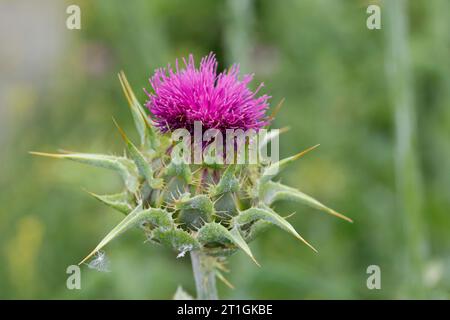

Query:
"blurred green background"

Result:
[[1, 0, 449, 299]]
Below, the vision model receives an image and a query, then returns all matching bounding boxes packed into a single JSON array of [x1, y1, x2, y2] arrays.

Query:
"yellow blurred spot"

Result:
[[5, 216, 44, 297]]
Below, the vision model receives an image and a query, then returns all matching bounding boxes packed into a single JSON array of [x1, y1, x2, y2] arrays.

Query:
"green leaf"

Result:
[[29, 151, 139, 192], [113, 119, 163, 189], [260, 144, 319, 184], [86, 190, 133, 215], [152, 227, 200, 252], [197, 222, 259, 266], [79, 205, 173, 264], [229, 226, 260, 266], [260, 181, 352, 223], [210, 165, 239, 196], [138, 208, 174, 229], [118, 71, 157, 150], [234, 206, 317, 252]]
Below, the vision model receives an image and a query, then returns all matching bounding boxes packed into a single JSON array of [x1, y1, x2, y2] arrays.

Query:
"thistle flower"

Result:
[[145, 53, 270, 133], [31, 54, 351, 300]]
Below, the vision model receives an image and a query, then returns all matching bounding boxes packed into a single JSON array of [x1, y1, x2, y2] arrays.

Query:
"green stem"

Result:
[[190, 251, 218, 300], [386, 0, 426, 297]]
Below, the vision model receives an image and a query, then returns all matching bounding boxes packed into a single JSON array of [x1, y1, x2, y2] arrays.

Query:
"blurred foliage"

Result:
[[0, 0, 449, 299]]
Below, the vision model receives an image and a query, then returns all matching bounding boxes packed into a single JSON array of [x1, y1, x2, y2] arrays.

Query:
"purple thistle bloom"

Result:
[[144, 53, 270, 133]]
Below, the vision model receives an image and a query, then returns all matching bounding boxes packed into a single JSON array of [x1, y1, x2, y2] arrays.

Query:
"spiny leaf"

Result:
[[30, 151, 139, 192], [210, 165, 239, 196], [229, 226, 260, 266], [138, 208, 174, 229], [79, 205, 173, 264], [197, 222, 259, 266], [85, 190, 133, 215], [152, 228, 200, 252], [260, 181, 352, 223], [113, 119, 163, 189], [260, 144, 320, 184], [79, 204, 141, 264], [234, 206, 318, 252], [118, 71, 157, 149]]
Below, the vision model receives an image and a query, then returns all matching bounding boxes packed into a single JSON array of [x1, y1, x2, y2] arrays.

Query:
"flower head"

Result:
[[145, 53, 270, 133]]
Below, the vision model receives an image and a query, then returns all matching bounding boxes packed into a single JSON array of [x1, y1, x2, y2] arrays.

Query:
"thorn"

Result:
[[198, 217, 207, 227], [81, 188, 99, 198], [295, 234, 318, 253], [29, 151, 65, 158], [215, 262, 230, 273], [284, 212, 296, 219], [112, 117, 129, 142], [279, 126, 290, 134], [213, 193, 225, 205], [118, 71, 134, 109], [219, 211, 234, 219], [137, 103, 156, 127], [268, 98, 285, 120], [79, 254, 93, 266], [216, 271, 235, 289], [328, 209, 353, 223], [292, 144, 320, 161], [249, 254, 261, 267], [231, 192, 241, 209]]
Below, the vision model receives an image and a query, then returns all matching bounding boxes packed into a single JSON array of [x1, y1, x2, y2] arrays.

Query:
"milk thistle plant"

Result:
[[32, 53, 352, 300]]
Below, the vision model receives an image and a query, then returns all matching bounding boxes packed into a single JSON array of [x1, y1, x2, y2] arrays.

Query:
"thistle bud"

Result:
[[31, 54, 351, 298]]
